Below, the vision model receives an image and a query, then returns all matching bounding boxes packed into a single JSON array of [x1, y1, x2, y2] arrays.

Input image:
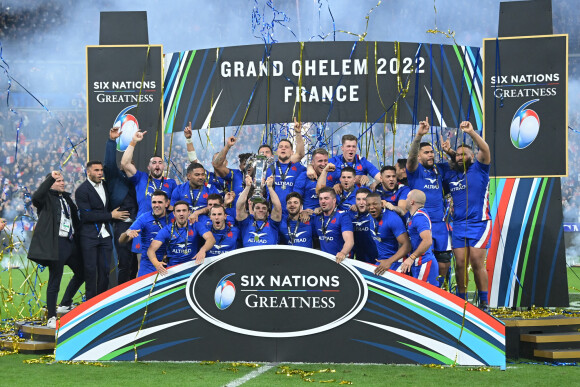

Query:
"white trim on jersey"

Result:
[[474, 220, 492, 248]]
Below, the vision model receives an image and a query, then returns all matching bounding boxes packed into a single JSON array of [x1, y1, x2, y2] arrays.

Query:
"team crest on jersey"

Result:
[[331, 218, 337, 224]]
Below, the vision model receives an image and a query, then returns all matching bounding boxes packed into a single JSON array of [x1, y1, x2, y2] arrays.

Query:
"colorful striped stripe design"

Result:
[[421, 44, 483, 131], [487, 177, 566, 307], [56, 259, 504, 367], [349, 261, 505, 368]]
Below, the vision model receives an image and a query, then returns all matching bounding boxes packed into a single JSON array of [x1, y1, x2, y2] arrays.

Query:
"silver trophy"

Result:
[[246, 154, 274, 203]]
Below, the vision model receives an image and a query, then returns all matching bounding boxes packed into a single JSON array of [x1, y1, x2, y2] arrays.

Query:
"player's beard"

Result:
[[453, 158, 473, 172]]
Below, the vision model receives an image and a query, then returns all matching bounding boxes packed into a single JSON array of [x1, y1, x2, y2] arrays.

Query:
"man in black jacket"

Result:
[[75, 161, 129, 300], [105, 127, 138, 284], [28, 171, 84, 329]]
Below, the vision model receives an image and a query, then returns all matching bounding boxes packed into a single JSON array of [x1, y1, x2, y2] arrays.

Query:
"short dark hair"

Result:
[[209, 205, 226, 215], [152, 190, 169, 200], [365, 192, 382, 201], [380, 165, 396, 174], [419, 142, 432, 150], [457, 144, 473, 150], [285, 191, 303, 205], [186, 162, 205, 174], [173, 200, 190, 210], [341, 166, 356, 177], [311, 148, 329, 159], [356, 187, 371, 196], [318, 186, 336, 198], [278, 139, 293, 148], [207, 193, 224, 203], [396, 158, 407, 169], [239, 153, 252, 165], [258, 144, 273, 154], [86, 160, 103, 169], [341, 134, 357, 144]]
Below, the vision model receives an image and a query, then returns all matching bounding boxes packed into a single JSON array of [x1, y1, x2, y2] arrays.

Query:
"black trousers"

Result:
[[46, 237, 84, 318], [81, 235, 112, 300], [114, 221, 138, 284]]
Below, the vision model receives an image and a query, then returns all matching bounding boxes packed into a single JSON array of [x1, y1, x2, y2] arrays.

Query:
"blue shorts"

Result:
[[432, 220, 451, 252], [452, 219, 492, 249], [411, 254, 439, 286]]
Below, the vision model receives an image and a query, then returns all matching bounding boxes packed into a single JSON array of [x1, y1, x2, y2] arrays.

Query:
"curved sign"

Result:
[[186, 246, 368, 337]]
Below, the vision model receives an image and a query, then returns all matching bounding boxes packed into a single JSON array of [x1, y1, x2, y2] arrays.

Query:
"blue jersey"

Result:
[[337, 186, 359, 211], [328, 154, 380, 178], [196, 211, 236, 230], [406, 163, 450, 222], [312, 209, 354, 255], [407, 208, 436, 261], [170, 182, 220, 211], [238, 215, 280, 247], [443, 160, 491, 222], [266, 161, 306, 206], [279, 215, 315, 247], [129, 211, 174, 258], [369, 209, 407, 260], [206, 171, 230, 195], [130, 170, 177, 217], [292, 171, 319, 210], [352, 212, 378, 263], [155, 221, 207, 266], [206, 223, 240, 256], [375, 183, 410, 206]]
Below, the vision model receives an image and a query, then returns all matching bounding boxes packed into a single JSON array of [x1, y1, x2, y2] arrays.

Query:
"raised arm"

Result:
[[439, 133, 457, 169], [120, 130, 147, 178], [406, 117, 429, 173], [104, 128, 123, 180], [267, 176, 282, 222], [32, 172, 58, 209], [290, 117, 305, 163], [236, 174, 252, 222], [213, 136, 236, 177], [460, 121, 491, 165], [184, 121, 200, 163], [316, 163, 335, 194]]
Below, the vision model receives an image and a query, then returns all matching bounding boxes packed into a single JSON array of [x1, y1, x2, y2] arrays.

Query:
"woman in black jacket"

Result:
[[28, 171, 84, 329]]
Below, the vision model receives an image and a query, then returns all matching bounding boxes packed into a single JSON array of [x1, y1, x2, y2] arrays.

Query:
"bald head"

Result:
[[406, 189, 426, 213], [408, 189, 426, 205]]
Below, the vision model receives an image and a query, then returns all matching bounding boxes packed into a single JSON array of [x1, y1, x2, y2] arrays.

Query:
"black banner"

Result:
[[163, 41, 482, 133], [86, 45, 163, 170], [57, 247, 505, 367], [483, 35, 568, 178]]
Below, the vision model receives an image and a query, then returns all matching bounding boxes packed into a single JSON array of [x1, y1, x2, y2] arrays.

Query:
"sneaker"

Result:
[[47, 316, 57, 329], [57, 305, 74, 314]]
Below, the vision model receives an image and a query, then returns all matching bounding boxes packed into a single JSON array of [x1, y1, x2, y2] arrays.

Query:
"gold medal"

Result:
[[377, 237, 382, 242]]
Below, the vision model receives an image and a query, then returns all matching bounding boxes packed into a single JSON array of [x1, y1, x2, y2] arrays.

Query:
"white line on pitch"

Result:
[[223, 362, 278, 387]]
